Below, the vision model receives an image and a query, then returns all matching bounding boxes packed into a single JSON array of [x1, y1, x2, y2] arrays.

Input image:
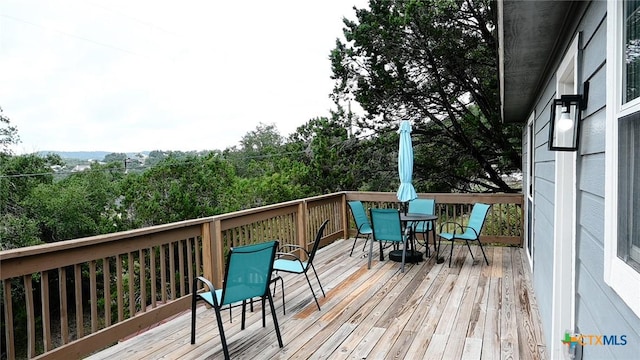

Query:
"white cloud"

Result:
[[1, 0, 368, 153]]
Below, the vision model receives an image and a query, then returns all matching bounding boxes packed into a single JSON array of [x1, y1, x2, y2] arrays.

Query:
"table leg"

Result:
[[433, 225, 445, 264]]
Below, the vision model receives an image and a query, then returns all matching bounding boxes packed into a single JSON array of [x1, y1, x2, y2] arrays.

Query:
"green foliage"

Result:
[[0, 213, 42, 250], [331, 0, 522, 192], [287, 116, 398, 193], [120, 153, 236, 227], [22, 163, 124, 242], [0, 106, 20, 155]]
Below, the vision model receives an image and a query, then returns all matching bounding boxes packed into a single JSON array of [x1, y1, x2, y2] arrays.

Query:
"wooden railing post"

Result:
[[212, 219, 224, 288], [201, 220, 224, 288], [297, 201, 307, 260]]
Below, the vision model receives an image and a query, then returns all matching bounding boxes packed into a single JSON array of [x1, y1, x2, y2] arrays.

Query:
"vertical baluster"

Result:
[[128, 252, 135, 317], [187, 238, 194, 294], [41, 270, 51, 351], [169, 243, 176, 300], [103, 257, 111, 327], [24, 275, 35, 357], [194, 238, 201, 279], [90, 260, 97, 332], [3, 280, 15, 360], [74, 264, 83, 339], [139, 249, 146, 313], [177, 240, 184, 297], [160, 245, 167, 303], [116, 254, 124, 322], [151, 247, 157, 307], [59, 267, 69, 344]]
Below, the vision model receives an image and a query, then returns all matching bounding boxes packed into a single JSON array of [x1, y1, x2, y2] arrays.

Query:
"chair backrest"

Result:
[[307, 219, 330, 265], [348, 201, 372, 233], [464, 203, 491, 238], [221, 240, 279, 305], [369, 208, 404, 243], [408, 198, 435, 215]]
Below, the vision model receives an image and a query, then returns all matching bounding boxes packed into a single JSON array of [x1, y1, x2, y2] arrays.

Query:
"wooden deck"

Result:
[[85, 239, 547, 360]]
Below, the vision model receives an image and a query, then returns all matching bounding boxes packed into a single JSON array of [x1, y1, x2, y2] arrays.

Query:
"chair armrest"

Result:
[[466, 227, 480, 239], [275, 251, 306, 267], [278, 244, 311, 258], [438, 221, 465, 235], [193, 276, 219, 306]]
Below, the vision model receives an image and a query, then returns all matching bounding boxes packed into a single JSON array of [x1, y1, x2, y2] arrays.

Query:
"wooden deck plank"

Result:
[[512, 247, 540, 360], [518, 248, 548, 360], [343, 327, 386, 360], [442, 254, 481, 360], [84, 240, 546, 360], [461, 337, 483, 360], [500, 247, 519, 360], [481, 260, 502, 360], [292, 258, 425, 359]]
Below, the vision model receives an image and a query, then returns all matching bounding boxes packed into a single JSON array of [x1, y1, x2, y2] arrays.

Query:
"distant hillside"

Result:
[[39, 151, 149, 161]]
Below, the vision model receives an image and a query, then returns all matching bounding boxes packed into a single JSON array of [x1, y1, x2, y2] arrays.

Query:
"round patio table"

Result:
[[395, 213, 444, 264]]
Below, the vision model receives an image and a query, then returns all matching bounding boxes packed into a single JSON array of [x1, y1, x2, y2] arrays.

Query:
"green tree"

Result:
[[0, 107, 19, 155], [223, 122, 285, 179], [285, 114, 401, 194], [0, 153, 63, 215], [121, 153, 236, 227], [331, 0, 522, 192], [22, 163, 124, 242]]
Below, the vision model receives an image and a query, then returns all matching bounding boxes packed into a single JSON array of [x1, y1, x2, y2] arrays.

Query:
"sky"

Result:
[[1, 0, 368, 154]]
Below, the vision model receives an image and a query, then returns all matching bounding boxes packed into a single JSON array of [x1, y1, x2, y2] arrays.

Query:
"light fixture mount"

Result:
[[548, 82, 589, 151]]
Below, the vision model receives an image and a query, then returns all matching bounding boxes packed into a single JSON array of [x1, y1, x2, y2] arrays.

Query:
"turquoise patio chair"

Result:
[[407, 198, 436, 253], [438, 203, 491, 267], [347, 201, 373, 256], [191, 240, 283, 359], [273, 219, 329, 311], [369, 208, 411, 273]]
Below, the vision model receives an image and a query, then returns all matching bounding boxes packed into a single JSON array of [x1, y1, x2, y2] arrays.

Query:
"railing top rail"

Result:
[[0, 193, 347, 261], [343, 191, 523, 204], [0, 219, 206, 261]]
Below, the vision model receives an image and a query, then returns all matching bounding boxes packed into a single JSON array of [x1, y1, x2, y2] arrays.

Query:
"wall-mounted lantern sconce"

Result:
[[548, 82, 589, 151]]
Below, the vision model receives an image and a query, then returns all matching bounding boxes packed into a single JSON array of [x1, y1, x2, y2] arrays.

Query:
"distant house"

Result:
[[71, 164, 91, 172], [498, 1, 639, 359]]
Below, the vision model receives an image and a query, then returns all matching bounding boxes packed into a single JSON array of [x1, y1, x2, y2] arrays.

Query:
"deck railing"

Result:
[[0, 191, 522, 359]]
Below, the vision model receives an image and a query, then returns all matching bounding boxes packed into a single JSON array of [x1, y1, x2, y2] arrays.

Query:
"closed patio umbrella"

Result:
[[396, 120, 417, 204]]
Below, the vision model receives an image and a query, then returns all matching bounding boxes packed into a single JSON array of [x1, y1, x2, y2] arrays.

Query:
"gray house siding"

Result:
[[524, 1, 640, 357]]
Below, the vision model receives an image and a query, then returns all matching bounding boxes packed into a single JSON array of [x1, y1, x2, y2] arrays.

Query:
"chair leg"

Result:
[[309, 264, 325, 297], [349, 233, 361, 256], [362, 235, 369, 252], [304, 272, 321, 311], [379, 241, 384, 261], [241, 300, 247, 330], [423, 231, 430, 257], [368, 239, 374, 269], [213, 306, 230, 360], [267, 290, 284, 348], [271, 276, 285, 315], [400, 241, 406, 273], [449, 239, 454, 267], [478, 240, 489, 265], [465, 240, 475, 260], [261, 297, 266, 327], [190, 294, 197, 344]]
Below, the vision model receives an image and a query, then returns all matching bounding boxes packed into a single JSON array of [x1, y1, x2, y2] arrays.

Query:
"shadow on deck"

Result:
[[86, 239, 547, 359]]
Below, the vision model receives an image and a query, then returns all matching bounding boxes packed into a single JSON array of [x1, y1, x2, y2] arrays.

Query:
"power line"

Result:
[[0, 150, 311, 179], [0, 14, 144, 57]]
